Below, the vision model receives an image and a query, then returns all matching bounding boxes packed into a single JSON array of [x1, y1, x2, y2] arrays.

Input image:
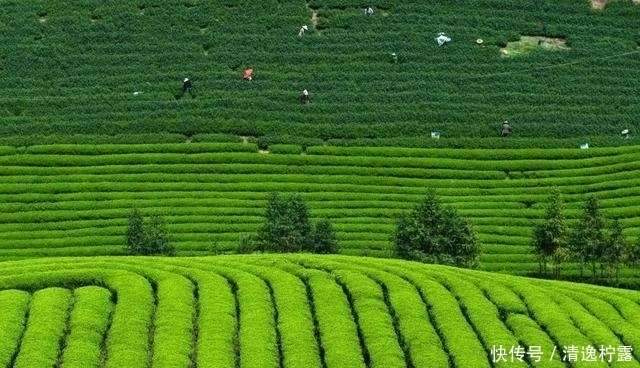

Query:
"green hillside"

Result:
[[3, 142, 640, 280], [1, 255, 639, 368], [3, 2, 640, 367], [0, 0, 639, 145]]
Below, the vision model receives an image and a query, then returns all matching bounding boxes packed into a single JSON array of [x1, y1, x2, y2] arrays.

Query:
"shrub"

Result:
[[532, 188, 568, 278], [312, 218, 339, 254], [237, 233, 256, 254], [258, 192, 312, 253], [257, 193, 338, 254], [394, 189, 479, 268], [125, 209, 147, 255], [570, 196, 606, 280], [124, 210, 174, 256]]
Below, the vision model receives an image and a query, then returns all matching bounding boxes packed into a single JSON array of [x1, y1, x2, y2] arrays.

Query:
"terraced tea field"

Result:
[[2, 142, 640, 277], [1, 255, 638, 368], [0, 0, 639, 146]]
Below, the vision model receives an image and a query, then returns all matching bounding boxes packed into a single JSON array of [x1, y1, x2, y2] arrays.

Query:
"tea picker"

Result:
[[435, 32, 451, 46], [501, 121, 511, 137], [298, 25, 309, 37], [175, 78, 195, 100], [243, 67, 254, 81], [622, 129, 630, 139], [300, 89, 310, 104], [364, 6, 374, 16]]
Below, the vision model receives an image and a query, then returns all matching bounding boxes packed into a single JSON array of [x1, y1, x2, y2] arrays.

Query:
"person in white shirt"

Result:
[[298, 25, 309, 37], [435, 32, 451, 46]]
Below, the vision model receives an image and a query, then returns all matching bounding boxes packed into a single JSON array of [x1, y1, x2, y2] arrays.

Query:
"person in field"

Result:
[[176, 78, 195, 100], [364, 6, 374, 16], [298, 25, 308, 37], [622, 129, 630, 139], [243, 67, 254, 81], [435, 32, 451, 46], [300, 89, 310, 104], [501, 121, 511, 137]]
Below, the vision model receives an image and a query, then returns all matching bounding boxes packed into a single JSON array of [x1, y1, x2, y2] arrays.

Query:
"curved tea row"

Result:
[[3, 143, 640, 274], [1, 255, 639, 368]]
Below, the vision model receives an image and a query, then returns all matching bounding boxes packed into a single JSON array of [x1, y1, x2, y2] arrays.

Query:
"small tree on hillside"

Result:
[[394, 189, 479, 268], [258, 192, 327, 253], [625, 236, 640, 277], [125, 209, 148, 254], [124, 210, 174, 256], [258, 192, 289, 252], [570, 196, 606, 281], [286, 193, 313, 251], [603, 218, 625, 283], [312, 218, 339, 254], [440, 206, 480, 268], [532, 189, 568, 277], [147, 215, 175, 256]]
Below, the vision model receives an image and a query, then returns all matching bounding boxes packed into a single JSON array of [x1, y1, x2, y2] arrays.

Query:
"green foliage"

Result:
[[312, 218, 339, 254], [532, 188, 567, 277], [236, 233, 256, 254], [147, 215, 175, 256], [125, 210, 174, 255], [0, 255, 639, 367], [4, 141, 640, 279], [258, 192, 303, 252], [61, 287, 113, 368], [258, 193, 338, 254], [626, 237, 640, 273], [0, 0, 639, 146], [13, 288, 71, 368], [394, 189, 479, 268], [0, 290, 30, 367], [125, 209, 147, 254], [603, 218, 626, 282], [570, 196, 606, 280]]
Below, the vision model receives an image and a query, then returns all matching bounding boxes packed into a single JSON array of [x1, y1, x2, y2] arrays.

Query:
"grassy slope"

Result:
[[2, 142, 640, 279], [0, 1, 639, 145], [0, 254, 639, 368]]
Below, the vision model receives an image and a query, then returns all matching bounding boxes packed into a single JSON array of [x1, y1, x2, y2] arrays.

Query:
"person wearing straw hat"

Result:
[[435, 32, 451, 46], [621, 129, 630, 139], [298, 25, 309, 37], [176, 77, 195, 100], [300, 89, 310, 104], [501, 121, 511, 137]]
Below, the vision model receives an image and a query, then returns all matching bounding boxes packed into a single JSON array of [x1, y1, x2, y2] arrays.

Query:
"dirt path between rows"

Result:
[[305, 4, 319, 30], [592, 0, 640, 9]]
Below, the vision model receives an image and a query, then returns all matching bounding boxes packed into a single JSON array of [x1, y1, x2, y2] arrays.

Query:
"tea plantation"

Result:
[[1, 255, 639, 368], [2, 1, 640, 366], [0, 0, 639, 145], [2, 141, 640, 277]]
